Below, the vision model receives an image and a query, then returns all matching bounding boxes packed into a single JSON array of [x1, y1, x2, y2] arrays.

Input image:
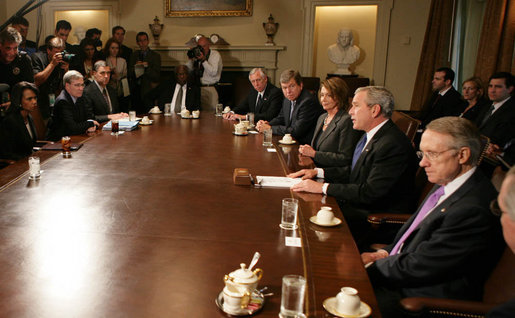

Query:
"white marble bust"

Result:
[[327, 29, 360, 75]]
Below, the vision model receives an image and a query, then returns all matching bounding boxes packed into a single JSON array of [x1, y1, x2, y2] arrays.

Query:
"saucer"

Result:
[[309, 216, 342, 227], [279, 140, 296, 145], [233, 131, 248, 136], [323, 297, 371, 318], [181, 115, 192, 119], [215, 289, 265, 316], [149, 110, 162, 114], [139, 120, 153, 125]]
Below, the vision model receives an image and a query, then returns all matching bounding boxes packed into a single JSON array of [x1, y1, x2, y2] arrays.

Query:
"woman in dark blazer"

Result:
[[298, 77, 362, 167], [0, 82, 39, 160], [460, 77, 489, 122]]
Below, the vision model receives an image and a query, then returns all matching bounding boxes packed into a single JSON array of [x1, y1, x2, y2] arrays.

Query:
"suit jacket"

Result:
[[475, 97, 515, 148], [47, 90, 96, 141], [325, 120, 418, 215], [129, 48, 161, 97], [311, 109, 363, 167], [0, 111, 37, 160], [144, 78, 200, 112], [421, 87, 466, 127], [232, 83, 283, 122], [460, 96, 490, 122], [269, 89, 323, 145], [369, 169, 503, 300], [83, 81, 120, 123]]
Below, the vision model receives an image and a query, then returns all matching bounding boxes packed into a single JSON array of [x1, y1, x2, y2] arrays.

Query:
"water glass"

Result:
[[279, 275, 306, 318], [246, 112, 255, 126], [129, 110, 137, 121], [280, 198, 299, 230], [215, 104, 223, 116], [164, 103, 172, 116], [262, 128, 273, 146], [28, 156, 41, 180]]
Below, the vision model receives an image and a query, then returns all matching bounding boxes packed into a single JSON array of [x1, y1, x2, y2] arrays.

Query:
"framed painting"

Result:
[[165, 0, 252, 17]]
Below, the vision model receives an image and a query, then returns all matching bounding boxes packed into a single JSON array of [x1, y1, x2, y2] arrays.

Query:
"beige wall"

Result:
[[314, 5, 377, 80], [4, 0, 430, 110]]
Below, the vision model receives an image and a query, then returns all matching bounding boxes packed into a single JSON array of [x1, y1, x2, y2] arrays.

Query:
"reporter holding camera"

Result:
[[186, 36, 222, 111], [32, 36, 70, 120]]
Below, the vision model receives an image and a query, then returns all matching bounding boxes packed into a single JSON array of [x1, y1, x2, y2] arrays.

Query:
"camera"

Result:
[[187, 45, 204, 59], [59, 50, 76, 63]]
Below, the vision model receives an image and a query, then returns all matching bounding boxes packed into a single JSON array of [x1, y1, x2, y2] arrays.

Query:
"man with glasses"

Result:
[[289, 86, 417, 241], [47, 70, 98, 140], [361, 117, 503, 317]]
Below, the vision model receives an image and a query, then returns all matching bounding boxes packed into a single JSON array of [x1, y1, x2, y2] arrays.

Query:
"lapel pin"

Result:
[[440, 208, 446, 213]]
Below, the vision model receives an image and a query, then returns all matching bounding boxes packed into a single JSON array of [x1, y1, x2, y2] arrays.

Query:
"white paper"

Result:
[[255, 176, 302, 188], [134, 65, 145, 79], [285, 237, 302, 247], [121, 78, 130, 97]]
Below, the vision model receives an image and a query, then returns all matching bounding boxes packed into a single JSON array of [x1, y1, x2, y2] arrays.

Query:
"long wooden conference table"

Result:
[[0, 113, 380, 317]]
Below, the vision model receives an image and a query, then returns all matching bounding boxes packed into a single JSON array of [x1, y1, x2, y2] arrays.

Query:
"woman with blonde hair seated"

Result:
[[298, 77, 362, 167], [460, 77, 489, 121]]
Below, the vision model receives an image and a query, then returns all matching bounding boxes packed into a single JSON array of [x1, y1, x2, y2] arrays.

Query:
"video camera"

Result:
[[187, 45, 203, 59]]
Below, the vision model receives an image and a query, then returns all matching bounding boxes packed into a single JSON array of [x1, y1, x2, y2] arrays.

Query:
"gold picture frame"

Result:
[[165, 0, 252, 17]]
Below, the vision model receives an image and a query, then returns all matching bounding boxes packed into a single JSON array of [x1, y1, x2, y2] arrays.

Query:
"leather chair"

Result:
[[302, 77, 320, 96], [392, 110, 421, 143], [400, 247, 515, 317]]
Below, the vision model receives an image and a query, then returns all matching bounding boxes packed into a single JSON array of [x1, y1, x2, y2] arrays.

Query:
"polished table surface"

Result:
[[0, 113, 380, 317]]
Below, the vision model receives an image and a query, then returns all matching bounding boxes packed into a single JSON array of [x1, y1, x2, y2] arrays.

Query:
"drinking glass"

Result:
[[129, 111, 137, 121], [262, 128, 273, 146], [61, 136, 71, 158], [246, 112, 255, 127], [111, 119, 119, 135], [28, 156, 41, 180], [279, 275, 306, 318], [280, 198, 299, 230], [215, 104, 223, 116]]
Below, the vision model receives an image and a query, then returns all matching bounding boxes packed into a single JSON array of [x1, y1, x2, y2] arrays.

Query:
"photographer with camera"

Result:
[[32, 36, 71, 120], [186, 36, 222, 111]]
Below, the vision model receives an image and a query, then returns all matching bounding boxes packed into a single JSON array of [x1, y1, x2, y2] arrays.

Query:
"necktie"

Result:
[[351, 134, 367, 170], [390, 186, 445, 255], [289, 101, 296, 124], [102, 88, 112, 113], [480, 104, 495, 127], [174, 85, 184, 113], [256, 94, 263, 113]]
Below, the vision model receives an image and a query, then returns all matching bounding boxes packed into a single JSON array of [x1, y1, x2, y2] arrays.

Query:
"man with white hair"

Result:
[[362, 117, 503, 317], [47, 70, 98, 140], [224, 68, 282, 122], [487, 167, 515, 317]]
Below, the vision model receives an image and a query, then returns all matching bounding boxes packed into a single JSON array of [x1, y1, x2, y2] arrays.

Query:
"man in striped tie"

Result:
[[362, 117, 504, 317]]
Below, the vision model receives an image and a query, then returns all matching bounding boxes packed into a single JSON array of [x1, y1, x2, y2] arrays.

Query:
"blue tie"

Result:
[[351, 135, 367, 170]]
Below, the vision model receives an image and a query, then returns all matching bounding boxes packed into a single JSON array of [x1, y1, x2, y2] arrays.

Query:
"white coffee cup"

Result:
[[222, 286, 250, 313], [240, 120, 250, 129], [181, 109, 191, 118], [224, 106, 231, 113], [142, 116, 150, 124], [234, 123, 247, 134], [336, 287, 361, 316], [151, 106, 160, 113], [316, 206, 334, 225], [192, 110, 200, 118], [282, 134, 293, 143]]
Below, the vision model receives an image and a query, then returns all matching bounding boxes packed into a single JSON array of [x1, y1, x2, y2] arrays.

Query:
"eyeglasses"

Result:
[[416, 149, 456, 161], [490, 199, 503, 216], [71, 83, 85, 87]]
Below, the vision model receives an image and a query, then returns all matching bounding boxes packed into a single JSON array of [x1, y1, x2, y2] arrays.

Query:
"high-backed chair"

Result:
[[302, 77, 320, 96], [392, 110, 421, 142], [400, 247, 515, 317]]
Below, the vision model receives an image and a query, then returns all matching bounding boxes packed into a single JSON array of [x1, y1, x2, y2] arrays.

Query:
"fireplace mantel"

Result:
[[150, 45, 286, 82]]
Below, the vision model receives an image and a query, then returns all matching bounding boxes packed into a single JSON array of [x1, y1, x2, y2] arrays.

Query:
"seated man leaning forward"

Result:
[[47, 70, 99, 141], [256, 69, 323, 145], [289, 86, 418, 240], [224, 67, 283, 122], [362, 117, 503, 318], [83, 60, 128, 123]]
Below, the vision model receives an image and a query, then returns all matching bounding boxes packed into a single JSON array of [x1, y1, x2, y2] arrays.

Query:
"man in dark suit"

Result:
[[112, 26, 133, 63], [224, 68, 282, 122], [290, 86, 418, 240], [144, 65, 200, 112], [420, 67, 466, 128], [256, 69, 323, 145], [475, 72, 515, 152], [83, 60, 127, 123], [362, 117, 503, 317], [10, 16, 37, 55], [129, 32, 161, 113], [47, 71, 99, 141]]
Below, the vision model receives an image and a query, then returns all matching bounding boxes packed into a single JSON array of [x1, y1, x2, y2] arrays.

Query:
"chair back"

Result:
[[483, 247, 515, 304], [392, 111, 421, 142], [30, 107, 47, 141], [302, 77, 320, 96]]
